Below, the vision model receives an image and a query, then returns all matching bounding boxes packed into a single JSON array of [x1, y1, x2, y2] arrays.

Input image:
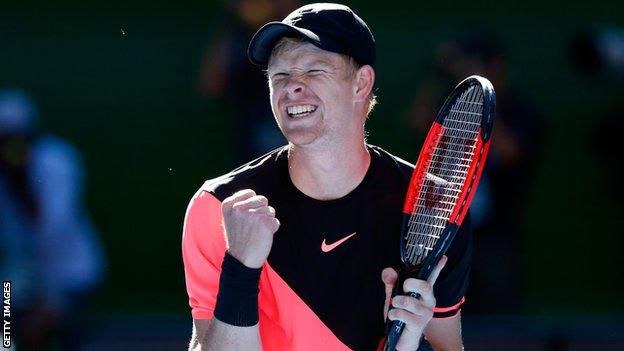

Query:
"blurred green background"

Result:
[[1, 0, 623, 340]]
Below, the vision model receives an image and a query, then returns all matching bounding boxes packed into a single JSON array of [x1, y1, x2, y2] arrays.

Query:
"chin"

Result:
[[281, 126, 326, 147], [283, 132, 317, 146]]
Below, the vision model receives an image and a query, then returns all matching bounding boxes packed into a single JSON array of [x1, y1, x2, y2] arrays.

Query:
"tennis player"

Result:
[[182, 3, 472, 350]]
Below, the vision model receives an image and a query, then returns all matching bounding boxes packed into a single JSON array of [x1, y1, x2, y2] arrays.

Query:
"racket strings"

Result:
[[404, 86, 484, 266]]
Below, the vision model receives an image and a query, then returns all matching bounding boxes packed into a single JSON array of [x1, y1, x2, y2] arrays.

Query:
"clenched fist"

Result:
[[221, 189, 280, 269]]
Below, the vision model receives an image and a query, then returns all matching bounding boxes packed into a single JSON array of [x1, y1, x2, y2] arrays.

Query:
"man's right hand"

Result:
[[221, 189, 280, 269]]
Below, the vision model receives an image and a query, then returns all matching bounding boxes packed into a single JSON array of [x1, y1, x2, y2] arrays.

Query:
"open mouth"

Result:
[[286, 104, 318, 118]]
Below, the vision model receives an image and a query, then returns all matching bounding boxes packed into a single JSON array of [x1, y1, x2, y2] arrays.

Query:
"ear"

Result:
[[353, 65, 375, 102]]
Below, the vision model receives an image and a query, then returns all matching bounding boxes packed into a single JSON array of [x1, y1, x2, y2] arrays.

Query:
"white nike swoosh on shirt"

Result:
[[321, 232, 357, 253]]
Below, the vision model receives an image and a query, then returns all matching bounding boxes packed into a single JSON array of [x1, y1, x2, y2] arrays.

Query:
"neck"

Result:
[[287, 138, 370, 200]]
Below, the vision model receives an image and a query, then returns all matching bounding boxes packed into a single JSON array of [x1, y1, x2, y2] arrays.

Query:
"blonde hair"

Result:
[[267, 37, 378, 117]]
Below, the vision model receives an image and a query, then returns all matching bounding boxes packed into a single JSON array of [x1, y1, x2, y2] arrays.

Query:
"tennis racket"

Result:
[[383, 75, 495, 351]]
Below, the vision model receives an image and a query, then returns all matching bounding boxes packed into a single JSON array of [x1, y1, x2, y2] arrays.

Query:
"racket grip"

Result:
[[384, 290, 421, 351]]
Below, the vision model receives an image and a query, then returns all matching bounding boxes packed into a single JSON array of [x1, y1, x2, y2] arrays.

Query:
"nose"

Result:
[[283, 75, 305, 97]]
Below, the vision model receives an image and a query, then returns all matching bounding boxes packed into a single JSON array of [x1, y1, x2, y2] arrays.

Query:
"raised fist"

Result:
[[221, 189, 280, 268]]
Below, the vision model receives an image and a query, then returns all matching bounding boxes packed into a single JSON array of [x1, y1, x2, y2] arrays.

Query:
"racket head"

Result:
[[436, 75, 495, 141], [400, 75, 495, 272]]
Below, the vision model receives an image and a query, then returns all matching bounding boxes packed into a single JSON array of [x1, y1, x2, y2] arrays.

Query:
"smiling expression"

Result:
[[267, 41, 363, 148]]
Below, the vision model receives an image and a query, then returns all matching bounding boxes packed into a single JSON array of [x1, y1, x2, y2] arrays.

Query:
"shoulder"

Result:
[[369, 144, 414, 170], [185, 145, 287, 220], [200, 146, 288, 201], [367, 144, 414, 183]]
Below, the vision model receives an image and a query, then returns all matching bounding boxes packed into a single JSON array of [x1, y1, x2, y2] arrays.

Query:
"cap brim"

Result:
[[247, 22, 321, 66]]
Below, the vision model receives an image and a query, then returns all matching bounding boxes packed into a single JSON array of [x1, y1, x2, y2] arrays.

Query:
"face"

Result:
[[267, 42, 361, 148]]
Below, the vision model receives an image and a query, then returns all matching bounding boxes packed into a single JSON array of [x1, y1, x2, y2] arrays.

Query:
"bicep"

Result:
[[182, 190, 228, 319], [424, 313, 463, 351]]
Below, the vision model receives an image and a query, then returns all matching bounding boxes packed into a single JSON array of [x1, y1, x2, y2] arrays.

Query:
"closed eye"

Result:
[[271, 72, 289, 79]]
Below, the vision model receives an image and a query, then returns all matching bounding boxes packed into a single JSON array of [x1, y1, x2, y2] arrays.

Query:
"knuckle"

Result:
[[402, 280, 410, 293], [241, 189, 256, 196], [395, 309, 406, 321], [387, 308, 397, 320], [271, 218, 280, 232], [249, 195, 260, 203], [392, 296, 402, 308], [231, 189, 248, 199], [222, 197, 233, 209]]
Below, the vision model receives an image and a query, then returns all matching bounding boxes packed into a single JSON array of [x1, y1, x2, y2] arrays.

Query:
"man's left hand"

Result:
[[381, 255, 448, 351]]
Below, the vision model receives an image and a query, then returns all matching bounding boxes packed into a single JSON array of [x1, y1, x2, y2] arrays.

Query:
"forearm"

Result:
[[190, 252, 264, 350], [424, 313, 464, 351], [189, 318, 262, 351], [186, 190, 278, 351]]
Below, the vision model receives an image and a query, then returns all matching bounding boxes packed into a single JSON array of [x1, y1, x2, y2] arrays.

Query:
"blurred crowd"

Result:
[[0, 89, 106, 350], [570, 26, 624, 206], [198, 0, 299, 162]]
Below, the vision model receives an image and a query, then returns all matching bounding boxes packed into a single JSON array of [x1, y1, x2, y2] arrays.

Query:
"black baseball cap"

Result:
[[247, 3, 375, 68]]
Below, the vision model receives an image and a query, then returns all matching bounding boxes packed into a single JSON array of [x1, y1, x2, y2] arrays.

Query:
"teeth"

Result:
[[287, 105, 316, 116]]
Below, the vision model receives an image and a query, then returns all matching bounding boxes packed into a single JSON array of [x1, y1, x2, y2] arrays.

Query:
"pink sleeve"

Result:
[[181, 189, 227, 320]]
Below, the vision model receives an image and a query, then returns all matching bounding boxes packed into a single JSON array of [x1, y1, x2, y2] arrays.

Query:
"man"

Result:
[[182, 3, 471, 350]]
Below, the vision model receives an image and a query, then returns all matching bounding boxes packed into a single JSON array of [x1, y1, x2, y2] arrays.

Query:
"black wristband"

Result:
[[213, 252, 262, 327]]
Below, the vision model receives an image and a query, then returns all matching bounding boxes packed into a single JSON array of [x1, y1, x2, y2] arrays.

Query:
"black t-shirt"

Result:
[[183, 144, 472, 350]]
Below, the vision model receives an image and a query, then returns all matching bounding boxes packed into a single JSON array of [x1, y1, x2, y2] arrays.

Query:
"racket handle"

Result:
[[384, 291, 421, 351]]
